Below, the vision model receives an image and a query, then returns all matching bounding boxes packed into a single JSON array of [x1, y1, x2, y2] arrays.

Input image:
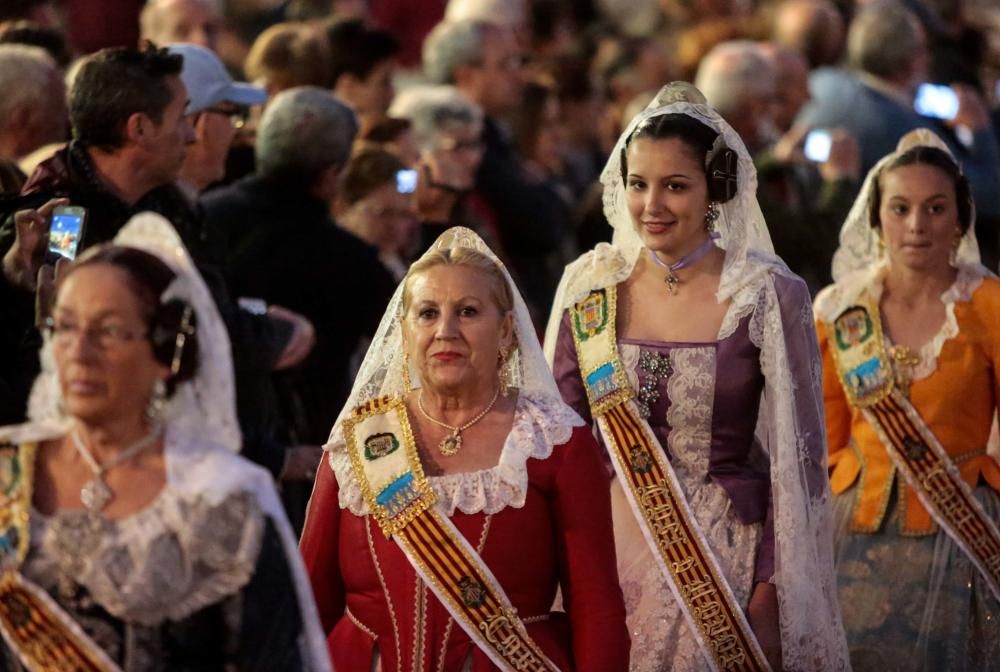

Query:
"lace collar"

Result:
[[26, 487, 264, 626], [327, 390, 583, 517], [815, 261, 988, 380]]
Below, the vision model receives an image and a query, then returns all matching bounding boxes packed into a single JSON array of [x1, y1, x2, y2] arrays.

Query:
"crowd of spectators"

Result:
[[2, 0, 1000, 527]]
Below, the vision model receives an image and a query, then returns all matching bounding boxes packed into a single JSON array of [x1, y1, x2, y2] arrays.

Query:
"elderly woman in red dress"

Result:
[[300, 227, 629, 671]]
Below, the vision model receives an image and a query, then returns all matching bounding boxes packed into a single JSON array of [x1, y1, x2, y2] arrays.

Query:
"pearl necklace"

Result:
[[71, 428, 162, 513], [648, 232, 721, 294], [417, 386, 500, 456]]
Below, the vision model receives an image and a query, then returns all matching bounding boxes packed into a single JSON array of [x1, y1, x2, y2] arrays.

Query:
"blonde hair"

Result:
[[401, 247, 513, 316]]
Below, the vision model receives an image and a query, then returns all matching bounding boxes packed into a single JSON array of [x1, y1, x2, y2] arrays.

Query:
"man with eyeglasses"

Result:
[[168, 42, 262, 200]]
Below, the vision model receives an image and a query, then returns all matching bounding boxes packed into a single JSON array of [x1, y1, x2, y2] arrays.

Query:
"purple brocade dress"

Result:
[[553, 307, 774, 672]]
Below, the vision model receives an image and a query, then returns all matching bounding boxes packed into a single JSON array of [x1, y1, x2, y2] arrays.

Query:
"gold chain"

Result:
[[416, 386, 500, 457]]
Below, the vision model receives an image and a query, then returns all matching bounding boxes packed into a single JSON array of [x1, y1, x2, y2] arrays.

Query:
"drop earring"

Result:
[[497, 346, 510, 397], [145, 379, 167, 427], [401, 352, 413, 391], [704, 202, 720, 232]]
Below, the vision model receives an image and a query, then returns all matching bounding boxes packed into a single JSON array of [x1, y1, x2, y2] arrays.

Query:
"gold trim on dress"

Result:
[[828, 300, 1000, 602], [569, 289, 771, 672]]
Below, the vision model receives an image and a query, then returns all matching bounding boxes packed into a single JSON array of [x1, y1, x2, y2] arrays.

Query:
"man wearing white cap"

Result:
[[168, 42, 266, 197]]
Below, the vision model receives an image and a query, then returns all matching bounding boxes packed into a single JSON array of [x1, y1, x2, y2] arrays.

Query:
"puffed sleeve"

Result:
[[551, 311, 593, 425], [299, 453, 346, 636], [553, 425, 630, 671], [816, 320, 852, 462]]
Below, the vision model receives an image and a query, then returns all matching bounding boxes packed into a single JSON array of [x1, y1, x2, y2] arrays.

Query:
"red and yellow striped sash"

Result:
[[343, 396, 558, 671], [0, 571, 120, 672], [571, 287, 770, 672], [864, 394, 1000, 599], [0, 442, 120, 672], [829, 298, 1000, 602]]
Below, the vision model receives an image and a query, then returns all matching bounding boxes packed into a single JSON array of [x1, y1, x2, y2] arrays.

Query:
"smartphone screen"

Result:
[[914, 83, 959, 121], [803, 129, 832, 162], [396, 169, 418, 194], [48, 206, 87, 260]]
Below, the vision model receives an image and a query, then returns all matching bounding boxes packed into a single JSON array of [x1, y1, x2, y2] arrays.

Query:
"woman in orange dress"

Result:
[[815, 129, 1000, 670]]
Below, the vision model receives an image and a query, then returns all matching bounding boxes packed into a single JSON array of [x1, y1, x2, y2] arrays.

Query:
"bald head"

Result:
[[758, 42, 810, 132], [774, 0, 844, 68], [140, 0, 222, 52], [694, 40, 776, 148]]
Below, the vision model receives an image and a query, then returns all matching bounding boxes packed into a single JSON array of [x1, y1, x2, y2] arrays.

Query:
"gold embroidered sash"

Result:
[[828, 297, 1000, 602], [343, 396, 559, 672], [0, 442, 121, 672], [570, 288, 770, 672]]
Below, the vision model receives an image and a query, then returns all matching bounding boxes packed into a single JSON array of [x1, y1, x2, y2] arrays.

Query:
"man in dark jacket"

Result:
[[202, 87, 395, 451], [0, 46, 310, 479]]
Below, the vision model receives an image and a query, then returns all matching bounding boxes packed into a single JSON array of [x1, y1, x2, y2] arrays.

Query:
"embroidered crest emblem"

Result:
[[629, 445, 654, 473], [458, 576, 487, 608], [903, 436, 927, 461], [585, 363, 621, 403], [376, 472, 421, 517], [834, 306, 873, 351], [364, 432, 400, 461], [573, 290, 608, 341], [832, 302, 894, 407]]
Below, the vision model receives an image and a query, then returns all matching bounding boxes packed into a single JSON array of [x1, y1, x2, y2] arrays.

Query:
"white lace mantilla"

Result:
[[328, 390, 583, 516], [814, 262, 987, 381], [24, 490, 264, 627]]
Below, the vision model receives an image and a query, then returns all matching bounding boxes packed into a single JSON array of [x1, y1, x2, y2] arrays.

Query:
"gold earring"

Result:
[[402, 352, 412, 391], [497, 346, 510, 397]]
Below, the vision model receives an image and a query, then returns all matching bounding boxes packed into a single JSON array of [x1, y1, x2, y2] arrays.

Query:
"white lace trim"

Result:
[[26, 489, 264, 627], [328, 390, 583, 516], [613, 346, 760, 671], [815, 262, 987, 381]]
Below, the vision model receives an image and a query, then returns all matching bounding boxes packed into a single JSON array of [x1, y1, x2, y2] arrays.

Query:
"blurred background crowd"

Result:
[[1, 0, 999, 529]]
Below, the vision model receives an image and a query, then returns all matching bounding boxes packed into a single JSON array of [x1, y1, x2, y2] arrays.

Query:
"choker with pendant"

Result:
[[647, 232, 720, 294]]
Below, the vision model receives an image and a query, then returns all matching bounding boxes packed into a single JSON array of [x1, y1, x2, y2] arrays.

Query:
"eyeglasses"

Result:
[[44, 317, 148, 350]]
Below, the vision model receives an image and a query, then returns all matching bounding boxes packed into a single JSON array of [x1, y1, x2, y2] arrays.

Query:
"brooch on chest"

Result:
[[636, 351, 673, 419]]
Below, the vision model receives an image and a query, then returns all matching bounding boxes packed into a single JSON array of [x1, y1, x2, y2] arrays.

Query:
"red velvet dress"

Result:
[[300, 393, 629, 671]]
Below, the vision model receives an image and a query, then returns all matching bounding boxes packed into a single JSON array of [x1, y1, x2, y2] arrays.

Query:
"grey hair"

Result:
[[256, 86, 358, 181], [847, 1, 922, 80], [694, 40, 774, 117], [0, 45, 59, 130], [422, 19, 495, 85], [388, 85, 483, 152]]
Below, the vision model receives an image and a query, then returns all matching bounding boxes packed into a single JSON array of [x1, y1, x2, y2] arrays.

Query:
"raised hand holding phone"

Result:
[[803, 129, 832, 162], [914, 83, 960, 120], [47, 205, 87, 260], [1, 197, 69, 291]]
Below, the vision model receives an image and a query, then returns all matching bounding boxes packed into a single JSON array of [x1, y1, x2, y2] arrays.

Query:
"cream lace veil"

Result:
[[832, 129, 981, 281], [14, 213, 332, 671], [543, 82, 851, 671], [543, 81, 778, 356], [332, 226, 567, 431], [817, 129, 988, 321], [815, 129, 999, 465]]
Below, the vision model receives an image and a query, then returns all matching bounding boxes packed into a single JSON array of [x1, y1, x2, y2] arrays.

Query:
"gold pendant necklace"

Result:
[[417, 386, 501, 456]]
